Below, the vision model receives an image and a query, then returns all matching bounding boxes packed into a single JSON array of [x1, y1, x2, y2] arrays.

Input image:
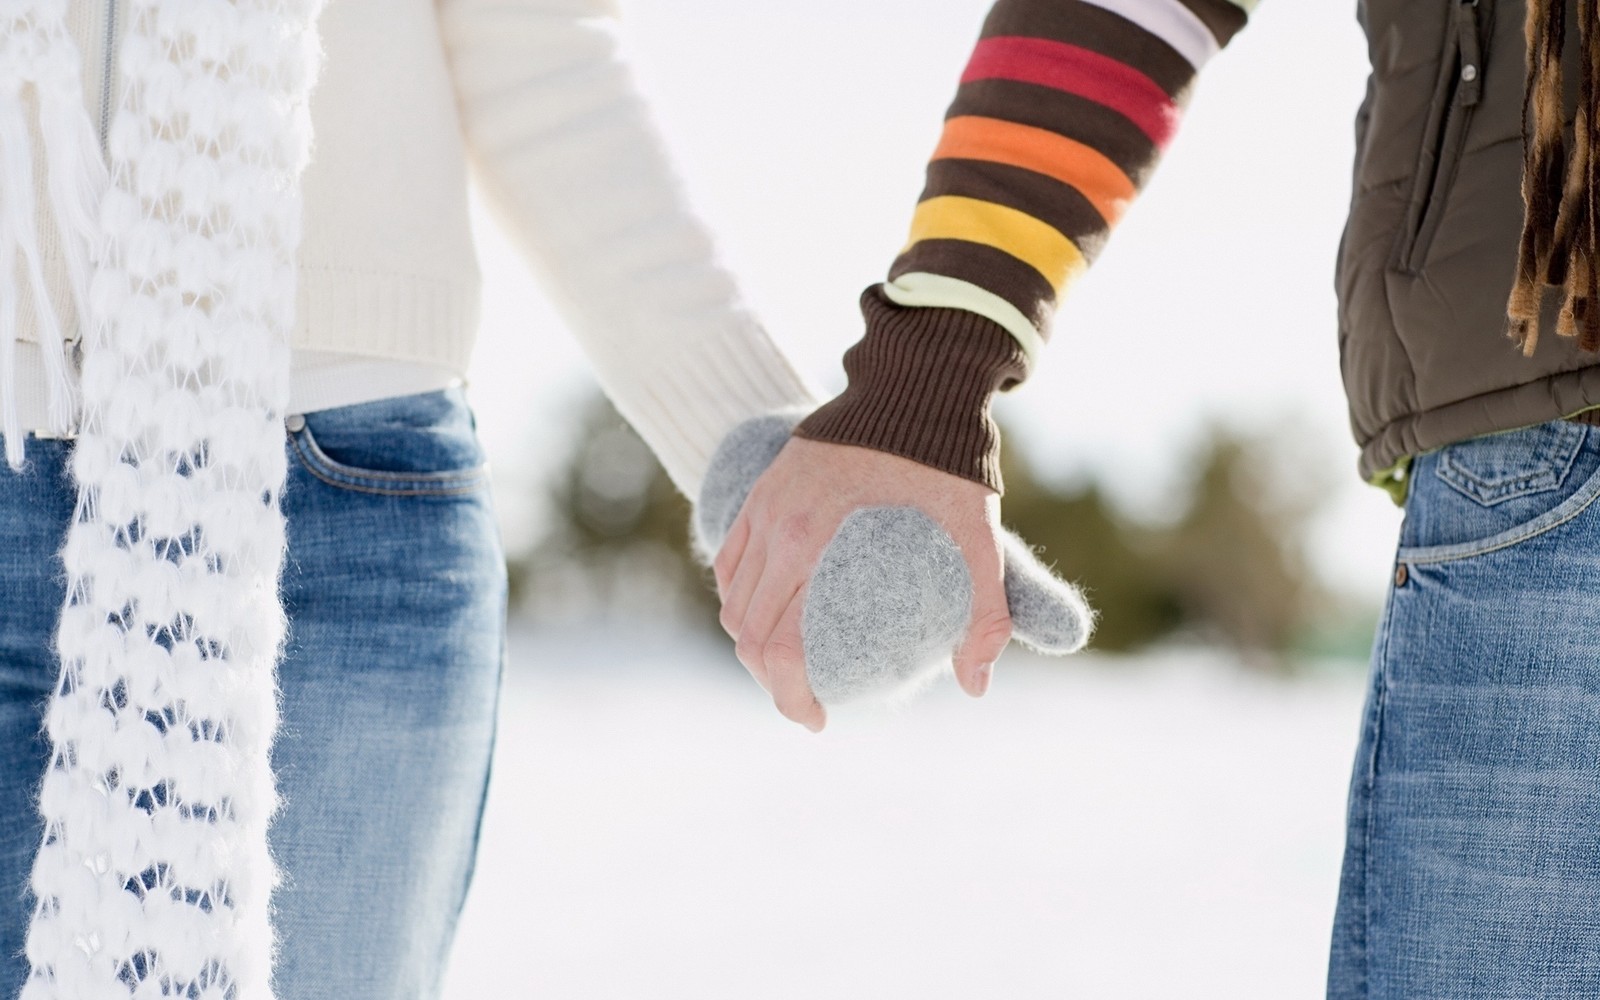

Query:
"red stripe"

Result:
[[961, 36, 1180, 148]]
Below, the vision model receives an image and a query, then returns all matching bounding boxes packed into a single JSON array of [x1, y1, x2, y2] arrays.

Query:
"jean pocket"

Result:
[[1436, 419, 1585, 506], [288, 388, 490, 497], [1397, 421, 1600, 563]]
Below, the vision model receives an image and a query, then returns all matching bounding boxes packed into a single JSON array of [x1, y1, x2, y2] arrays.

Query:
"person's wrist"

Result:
[[790, 285, 1030, 494]]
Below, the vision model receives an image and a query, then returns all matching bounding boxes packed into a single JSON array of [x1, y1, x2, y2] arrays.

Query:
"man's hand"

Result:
[[712, 434, 1014, 733]]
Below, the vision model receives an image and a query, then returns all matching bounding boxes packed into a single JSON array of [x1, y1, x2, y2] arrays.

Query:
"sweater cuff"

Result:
[[790, 285, 1030, 494]]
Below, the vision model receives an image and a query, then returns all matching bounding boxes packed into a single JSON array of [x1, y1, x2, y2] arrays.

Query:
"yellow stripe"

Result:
[[881, 273, 1044, 370], [903, 196, 1087, 292]]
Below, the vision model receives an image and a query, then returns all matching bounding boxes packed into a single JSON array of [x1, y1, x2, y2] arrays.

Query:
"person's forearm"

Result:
[[793, 0, 1254, 494], [438, 0, 824, 501]]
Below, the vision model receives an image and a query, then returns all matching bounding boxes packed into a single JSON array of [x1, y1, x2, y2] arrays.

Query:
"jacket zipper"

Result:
[[1395, 0, 1486, 274], [1454, 0, 1483, 107], [98, 0, 119, 158]]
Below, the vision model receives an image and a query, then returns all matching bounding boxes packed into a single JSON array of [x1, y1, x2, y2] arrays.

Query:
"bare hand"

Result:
[[712, 435, 1013, 733]]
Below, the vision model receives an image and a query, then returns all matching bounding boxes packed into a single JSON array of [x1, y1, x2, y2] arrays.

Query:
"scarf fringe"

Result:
[[1512, 0, 1600, 354], [1510, 0, 1568, 354], [0, 7, 106, 470], [33, 68, 108, 430], [0, 86, 30, 471]]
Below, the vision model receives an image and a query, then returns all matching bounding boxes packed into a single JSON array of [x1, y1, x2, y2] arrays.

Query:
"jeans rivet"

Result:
[[285, 413, 306, 433], [1394, 563, 1409, 587]]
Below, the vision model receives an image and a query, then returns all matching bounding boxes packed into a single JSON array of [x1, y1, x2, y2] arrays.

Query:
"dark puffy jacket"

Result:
[[1341, 0, 1600, 498]]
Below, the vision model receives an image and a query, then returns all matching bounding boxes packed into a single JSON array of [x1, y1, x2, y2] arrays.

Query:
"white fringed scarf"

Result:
[[0, 2, 324, 997]]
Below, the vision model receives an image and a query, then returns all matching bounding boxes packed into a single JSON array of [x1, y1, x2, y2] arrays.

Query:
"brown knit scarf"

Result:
[[1511, 0, 1600, 353]]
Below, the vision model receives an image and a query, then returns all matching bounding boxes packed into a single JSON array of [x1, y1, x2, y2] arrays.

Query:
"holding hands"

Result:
[[691, 408, 1095, 733]]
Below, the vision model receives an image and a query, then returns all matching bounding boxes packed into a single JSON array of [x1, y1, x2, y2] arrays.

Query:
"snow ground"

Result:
[[442, 624, 1368, 1000]]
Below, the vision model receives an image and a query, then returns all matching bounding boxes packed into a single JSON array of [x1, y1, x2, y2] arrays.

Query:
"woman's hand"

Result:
[[712, 434, 1014, 733]]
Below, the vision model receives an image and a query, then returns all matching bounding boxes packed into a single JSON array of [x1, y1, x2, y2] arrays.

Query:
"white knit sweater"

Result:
[[14, 0, 824, 500], [7, 7, 825, 997]]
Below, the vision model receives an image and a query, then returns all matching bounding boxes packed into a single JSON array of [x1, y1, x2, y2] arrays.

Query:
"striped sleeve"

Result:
[[792, 0, 1254, 494]]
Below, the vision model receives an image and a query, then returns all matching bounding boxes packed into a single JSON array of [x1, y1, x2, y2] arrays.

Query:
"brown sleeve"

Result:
[[790, 286, 1029, 494], [789, 0, 1249, 495]]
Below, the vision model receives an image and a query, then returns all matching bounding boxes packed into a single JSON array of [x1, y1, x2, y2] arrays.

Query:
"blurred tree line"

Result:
[[507, 388, 1375, 667]]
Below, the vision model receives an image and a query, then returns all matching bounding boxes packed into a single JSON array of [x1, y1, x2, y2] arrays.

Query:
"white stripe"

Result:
[[1078, 0, 1219, 71], [881, 273, 1045, 371]]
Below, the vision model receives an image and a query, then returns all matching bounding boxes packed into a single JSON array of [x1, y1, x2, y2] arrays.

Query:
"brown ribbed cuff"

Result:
[[790, 285, 1031, 495]]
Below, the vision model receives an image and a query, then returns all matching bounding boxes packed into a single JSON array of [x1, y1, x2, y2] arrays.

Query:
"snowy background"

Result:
[[441, 1, 1392, 996], [443, 626, 1368, 999]]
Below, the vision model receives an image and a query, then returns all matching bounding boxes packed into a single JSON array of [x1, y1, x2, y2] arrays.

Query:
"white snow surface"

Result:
[[442, 624, 1368, 1000]]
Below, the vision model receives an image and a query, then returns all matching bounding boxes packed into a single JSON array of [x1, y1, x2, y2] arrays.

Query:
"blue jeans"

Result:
[[0, 387, 507, 999], [1329, 418, 1600, 998]]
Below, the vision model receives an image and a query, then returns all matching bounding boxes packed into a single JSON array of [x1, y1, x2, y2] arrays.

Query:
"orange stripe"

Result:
[[932, 116, 1135, 227]]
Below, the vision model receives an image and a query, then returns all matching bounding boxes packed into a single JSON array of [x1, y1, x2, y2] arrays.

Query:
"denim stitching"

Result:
[[1358, 580, 1399, 1000], [289, 428, 488, 497], [1398, 446, 1600, 564], [1435, 422, 1585, 506]]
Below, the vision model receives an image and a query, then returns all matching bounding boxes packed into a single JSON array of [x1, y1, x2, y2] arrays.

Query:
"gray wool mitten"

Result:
[[690, 407, 1095, 708]]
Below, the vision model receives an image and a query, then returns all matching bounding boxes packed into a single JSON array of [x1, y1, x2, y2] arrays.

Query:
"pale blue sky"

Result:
[[462, 1, 1397, 600]]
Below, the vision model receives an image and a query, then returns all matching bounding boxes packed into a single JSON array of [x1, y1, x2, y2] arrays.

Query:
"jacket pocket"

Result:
[[1392, 0, 1490, 275]]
